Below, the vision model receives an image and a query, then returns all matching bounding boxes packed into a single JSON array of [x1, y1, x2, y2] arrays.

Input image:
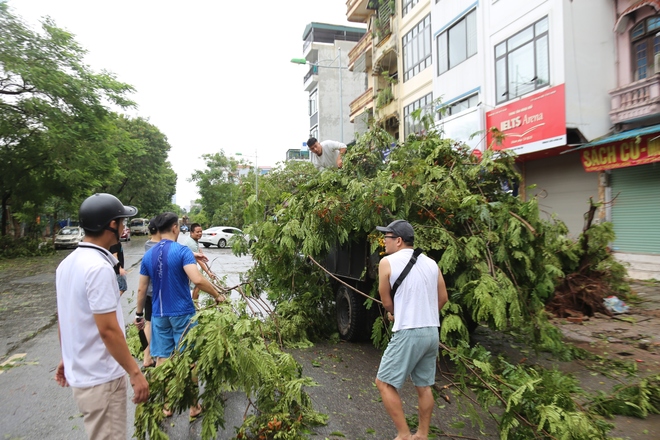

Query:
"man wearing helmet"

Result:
[[55, 193, 149, 439]]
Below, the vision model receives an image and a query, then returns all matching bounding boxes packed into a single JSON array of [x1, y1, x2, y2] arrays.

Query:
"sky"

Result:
[[6, 0, 361, 210]]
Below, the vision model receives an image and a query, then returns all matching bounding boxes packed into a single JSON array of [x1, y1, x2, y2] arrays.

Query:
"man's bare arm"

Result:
[[184, 264, 224, 302], [378, 258, 394, 314], [437, 270, 448, 311], [94, 312, 149, 403]]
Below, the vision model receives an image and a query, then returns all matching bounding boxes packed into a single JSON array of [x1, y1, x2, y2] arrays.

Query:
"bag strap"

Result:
[[391, 248, 423, 298]]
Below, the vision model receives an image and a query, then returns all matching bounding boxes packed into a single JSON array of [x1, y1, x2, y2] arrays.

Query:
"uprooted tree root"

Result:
[[546, 271, 614, 318]]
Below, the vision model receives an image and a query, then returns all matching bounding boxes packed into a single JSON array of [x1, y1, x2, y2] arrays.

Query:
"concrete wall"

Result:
[[315, 40, 366, 144], [398, 0, 433, 140], [562, 0, 616, 141]]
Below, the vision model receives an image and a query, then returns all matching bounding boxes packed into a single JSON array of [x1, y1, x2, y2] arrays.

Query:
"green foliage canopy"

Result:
[[244, 124, 569, 350], [0, 3, 133, 232], [0, 3, 176, 235]]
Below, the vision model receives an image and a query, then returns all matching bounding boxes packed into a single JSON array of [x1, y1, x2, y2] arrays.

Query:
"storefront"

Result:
[[486, 84, 598, 236], [577, 126, 660, 278]]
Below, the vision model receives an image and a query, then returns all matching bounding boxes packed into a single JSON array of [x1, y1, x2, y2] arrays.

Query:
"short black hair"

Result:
[[157, 212, 178, 233], [307, 137, 318, 147], [148, 217, 158, 234], [190, 223, 202, 232]]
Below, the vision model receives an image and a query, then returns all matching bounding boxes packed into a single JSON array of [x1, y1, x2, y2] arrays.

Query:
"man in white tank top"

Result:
[[374, 220, 448, 440]]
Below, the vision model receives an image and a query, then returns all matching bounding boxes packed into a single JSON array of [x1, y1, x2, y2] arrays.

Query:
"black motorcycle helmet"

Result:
[[79, 193, 138, 233]]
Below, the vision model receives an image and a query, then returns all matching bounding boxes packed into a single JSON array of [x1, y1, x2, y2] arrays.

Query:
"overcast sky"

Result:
[[6, 0, 360, 210]]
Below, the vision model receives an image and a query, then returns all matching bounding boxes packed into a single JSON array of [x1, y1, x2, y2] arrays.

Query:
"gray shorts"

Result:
[[376, 326, 439, 389]]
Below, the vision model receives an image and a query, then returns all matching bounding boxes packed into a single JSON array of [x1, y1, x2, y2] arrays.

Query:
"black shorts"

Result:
[[145, 295, 152, 322]]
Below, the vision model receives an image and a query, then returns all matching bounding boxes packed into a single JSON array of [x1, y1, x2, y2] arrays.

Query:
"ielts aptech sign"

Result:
[[486, 84, 566, 155]]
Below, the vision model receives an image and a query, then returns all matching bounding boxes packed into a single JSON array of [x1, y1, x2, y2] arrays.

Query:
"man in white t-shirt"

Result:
[[307, 137, 347, 170], [182, 222, 216, 303], [374, 220, 448, 440], [55, 193, 149, 439]]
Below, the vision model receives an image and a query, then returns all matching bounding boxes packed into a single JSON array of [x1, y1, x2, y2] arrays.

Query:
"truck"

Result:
[[323, 237, 382, 341], [129, 218, 150, 235]]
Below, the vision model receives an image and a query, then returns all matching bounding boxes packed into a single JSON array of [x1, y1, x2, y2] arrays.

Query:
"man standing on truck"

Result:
[[374, 220, 448, 440], [307, 137, 347, 170]]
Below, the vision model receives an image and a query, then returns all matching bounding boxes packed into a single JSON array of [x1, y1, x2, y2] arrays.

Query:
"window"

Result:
[[309, 90, 317, 116], [403, 14, 432, 82], [631, 16, 660, 80], [403, 93, 433, 137], [402, 0, 421, 17], [438, 93, 479, 120], [437, 9, 477, 75], [495, 16, 549, 104]]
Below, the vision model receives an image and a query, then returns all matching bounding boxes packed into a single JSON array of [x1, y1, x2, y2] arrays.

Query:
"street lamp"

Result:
[[291, 47, 345, 143], [234, 150, 258, 201]]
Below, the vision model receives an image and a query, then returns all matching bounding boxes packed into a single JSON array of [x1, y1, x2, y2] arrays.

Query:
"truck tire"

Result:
[[336, 285, 365, 341]]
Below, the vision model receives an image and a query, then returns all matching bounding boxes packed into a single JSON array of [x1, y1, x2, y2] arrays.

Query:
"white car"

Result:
[[54, 226, 85, 250], [199, 226, 252, 249]]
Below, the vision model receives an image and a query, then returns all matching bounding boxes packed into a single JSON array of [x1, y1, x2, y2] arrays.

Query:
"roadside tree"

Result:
[[0, 3, 134, 236], [191, 151, 246, 228]]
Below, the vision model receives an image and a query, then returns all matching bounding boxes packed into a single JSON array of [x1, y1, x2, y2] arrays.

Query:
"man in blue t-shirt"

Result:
[[134, 212, 224, 418]]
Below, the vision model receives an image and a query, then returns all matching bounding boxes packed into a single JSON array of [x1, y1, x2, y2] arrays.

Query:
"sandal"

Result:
[[141, 362, 156, 371], [189, 404, 203, 422]]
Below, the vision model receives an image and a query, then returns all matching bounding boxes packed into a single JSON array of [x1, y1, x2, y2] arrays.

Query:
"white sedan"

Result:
[[199, 226, 252, 249]]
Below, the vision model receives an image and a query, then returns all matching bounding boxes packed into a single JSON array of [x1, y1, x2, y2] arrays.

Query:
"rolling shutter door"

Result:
[[611, 163, 660, 254]]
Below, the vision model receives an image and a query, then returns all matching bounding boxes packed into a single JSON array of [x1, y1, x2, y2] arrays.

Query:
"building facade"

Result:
[[347, 0, 435, 140], [295, 23, 367, 144], [574, 0, 660, 279], [344, 0, 657, 278], [432, 0, 616, 239]]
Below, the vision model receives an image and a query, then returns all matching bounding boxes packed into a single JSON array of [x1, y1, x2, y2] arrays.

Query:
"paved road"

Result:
[[0, 236, 256, 439], [9, 236, 660, 439], [0, 236, 495, 439]]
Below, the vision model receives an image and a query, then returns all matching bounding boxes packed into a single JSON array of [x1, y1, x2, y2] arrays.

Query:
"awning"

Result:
[[615, 0, 660, 33], [567, 125, 660, 172], [568, 125, 660, 151]]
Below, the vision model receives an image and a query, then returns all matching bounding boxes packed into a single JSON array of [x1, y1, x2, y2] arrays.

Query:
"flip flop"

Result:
[[189, 404, 203, 422], [141, 362, 156, 371]]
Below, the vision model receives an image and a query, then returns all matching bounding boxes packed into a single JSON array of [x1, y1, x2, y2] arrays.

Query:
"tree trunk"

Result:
[[1, 192, 10, 237]]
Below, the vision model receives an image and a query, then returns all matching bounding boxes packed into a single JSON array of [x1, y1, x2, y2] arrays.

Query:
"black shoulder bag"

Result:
[[391, 248, 423, 298]]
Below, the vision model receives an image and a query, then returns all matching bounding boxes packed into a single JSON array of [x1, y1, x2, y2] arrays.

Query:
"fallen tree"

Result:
[[243, 124, 628, 353], [130, 123, 636, 439]]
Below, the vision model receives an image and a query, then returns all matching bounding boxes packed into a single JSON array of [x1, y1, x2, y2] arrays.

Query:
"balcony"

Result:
[[350, 87, 374, 121], [376, 82, 398, 121], [303, 65, 318, 92], [610, 74, 660, 124], [348, 30, 373, 72], [373, 9, 396, 70], [346, 0, 372, 23]]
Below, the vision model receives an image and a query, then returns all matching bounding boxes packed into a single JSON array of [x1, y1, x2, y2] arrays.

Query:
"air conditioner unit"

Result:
[[654, 53, 660, 75]]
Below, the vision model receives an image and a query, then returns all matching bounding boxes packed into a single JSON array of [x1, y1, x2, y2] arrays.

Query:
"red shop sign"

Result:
[[486, 84, 566, 155]]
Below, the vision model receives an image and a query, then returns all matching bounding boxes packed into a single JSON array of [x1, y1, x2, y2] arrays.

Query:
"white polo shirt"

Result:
[[56, 242, 125, 388]]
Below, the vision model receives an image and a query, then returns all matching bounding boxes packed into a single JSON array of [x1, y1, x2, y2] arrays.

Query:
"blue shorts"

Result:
[[150, 313, 196, 359], [376, 327, 439, 389]]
